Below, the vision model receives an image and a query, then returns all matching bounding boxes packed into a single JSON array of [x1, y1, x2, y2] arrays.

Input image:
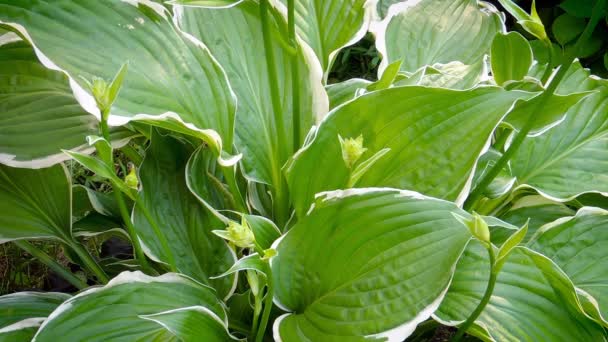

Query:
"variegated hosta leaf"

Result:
[[471, 148, 516, 199], [140, 306, 238, 341], [168, 0, 244, 8], [275, 0, 372, 78], [490, 31, 533, 85], [174, 1, 328, 185], [325, 78, 370, 110], [0, 40, 132, 168], [529, 207, 608, 326], [0, 164, 72, 243], [435, 242, 606, 341], [393, 60, 488, 90], [34, 272, 230, 341], [375, 0, 399, 19], [503, 91, 592, 136], [186, 145, 233, 220], [511, 79, 608, 201], [0, 0, 236, 159], [0, 292, 69, 342], [493, 195, 575, 244], [373, 0, 503, 75], [132, 131, 235, 299], [272, 188, 472, 341], [286, 86, 531, 217], [0, 292, 69, 329]]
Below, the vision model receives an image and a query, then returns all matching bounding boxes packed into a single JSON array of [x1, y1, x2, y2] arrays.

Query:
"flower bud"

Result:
[[339, 134, 368, 169], [261, 248, 277, 261], [91, 77, 111, 114], [124, 163, 139, 190], [453, 212, 490, 244], [213, 217, 255, 248]]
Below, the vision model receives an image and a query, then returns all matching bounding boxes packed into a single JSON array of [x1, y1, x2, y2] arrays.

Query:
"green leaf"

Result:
[[0, 40, 133, 168], [133, 131, 236, 299], [565, 31, 604, 59], [72, 213, 126, 240], [174, 1, 327, 185], [529, 207, 608, 326], [471, 149, 516, 199], [0, 292, 69, 342], [560, 0, 594, 18], [491, 32, 533, 85], [276, 0, 371, 78], [168, 0, 244, 8], [325, 78, 371, 110], [244, 214, 281, 249], [64, 151, 136, 200], [494, 195, 575, 245], [435, 242, 605, 341], [0, 292, 69, 329], [511, 79, 608, 201], [0, 0, 236, 159], [394, 60, 488, 90], [496, 0, 547, 41], [366, 60, 402, 91], [495, 222, 528, 270], [72, 185, 126, 221], [214, 253, 270, 279], [0, 164, 72, 243], [140, 306, 237, 341], [186, 145, 233, 219], [0, 323, 40, 342], [374, 0, 502, 74], [272, 188, 472, 341], [504, 91, 593, 136], [34, 271, 227, 341], [552, 14, 586, 46], [286, 86, 531, 216]]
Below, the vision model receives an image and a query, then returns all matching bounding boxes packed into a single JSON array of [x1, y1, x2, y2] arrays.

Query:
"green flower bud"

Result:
[[261, 248, 277, 260], [90, 77, 111, 114], [213, 216, 255, 248], [124, 163, 139, 190], [339, 134, 368, 169], [453, 212, 490, 244]]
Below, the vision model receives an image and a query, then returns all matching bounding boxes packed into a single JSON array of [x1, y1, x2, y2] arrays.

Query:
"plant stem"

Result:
[[539, 40, 554, 85], [67, 239, 109, 283], [98, 109, 151, 273], [287, 0, 301, 150], [251, 294, 262, 338], [221, 165, 248, 213], [14, 240, 88, 290], [451, 245, 497, 342], [113, 190, 152, 272], [259, 0, 290, 228], [492, 128, 510, 153], [465, 2, 605, 211], [255, 274, 274, 342], [100, 118, 111, 144]]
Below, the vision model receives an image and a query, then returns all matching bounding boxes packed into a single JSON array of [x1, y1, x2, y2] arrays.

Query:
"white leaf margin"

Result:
[[139, 305, 239, 340]]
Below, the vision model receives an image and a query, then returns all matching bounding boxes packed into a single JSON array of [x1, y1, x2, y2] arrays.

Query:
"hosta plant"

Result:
[[2, 0, 608, 341]]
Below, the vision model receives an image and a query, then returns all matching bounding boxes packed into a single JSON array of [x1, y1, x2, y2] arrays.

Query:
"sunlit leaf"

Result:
[[273, 188, 472, 341]]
